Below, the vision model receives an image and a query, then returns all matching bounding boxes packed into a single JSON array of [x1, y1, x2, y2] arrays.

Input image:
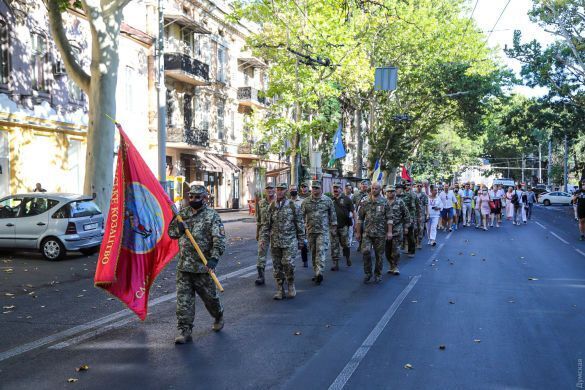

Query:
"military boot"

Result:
[[287, 281, 296, 299], [212, 314, 224, 332], [330, 260, 339, 271], [343, 247, 352, 266], [174, 328, 192, 344], [255, 267, 265, 286], [273, 281, 285, 300]]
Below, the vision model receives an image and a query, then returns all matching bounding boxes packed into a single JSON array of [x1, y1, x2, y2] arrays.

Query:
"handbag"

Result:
[[489, 200, 496, 210]]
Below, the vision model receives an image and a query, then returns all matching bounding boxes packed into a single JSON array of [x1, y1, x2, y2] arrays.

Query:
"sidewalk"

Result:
[[216, 209, 255, 223]]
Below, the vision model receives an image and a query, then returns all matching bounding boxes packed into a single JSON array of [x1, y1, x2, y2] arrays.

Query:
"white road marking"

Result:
[[240, 266, 273, 278], [575, 249, 585, 257], [0, 262, 264, 362], [535, 222, 547, 229], [328, 275, 421, 390], [550, 231, 569, 245]]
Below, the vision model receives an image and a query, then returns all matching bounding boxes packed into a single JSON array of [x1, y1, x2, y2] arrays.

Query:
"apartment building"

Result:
[[161, 0, 288, 209]]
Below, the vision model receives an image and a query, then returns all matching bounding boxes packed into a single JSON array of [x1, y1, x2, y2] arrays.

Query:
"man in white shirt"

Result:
[[439, 183, 457, 232], [460, 183, 474, 227], [513, 184, 527, 225]]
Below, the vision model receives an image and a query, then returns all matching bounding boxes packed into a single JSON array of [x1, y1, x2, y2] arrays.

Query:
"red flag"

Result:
[[95, 124, 179, 320], [401, 165, 412, 182]]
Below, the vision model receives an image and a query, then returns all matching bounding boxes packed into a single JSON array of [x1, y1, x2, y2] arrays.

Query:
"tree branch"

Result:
[[102, 0, 132, 17], [46, 0, 91, 94]]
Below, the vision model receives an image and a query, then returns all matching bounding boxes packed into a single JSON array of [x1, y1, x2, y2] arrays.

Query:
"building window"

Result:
[[31, 33, 50, 93], [0, 20, 10, 87], [68, 46, 83, 102], [217, 45, 227, 83], [184, 94, 192, 129], [200, 98, 209, 131], [217, 98, 225, 140], [181, 28, 194, 57]]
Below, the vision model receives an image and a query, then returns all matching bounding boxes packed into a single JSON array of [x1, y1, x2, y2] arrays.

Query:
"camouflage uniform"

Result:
[[415, 189, 429, 247], [260, 195, 305, 296], [331, 190, 353, 268], [358, 195, 392, 277], [256, 197, 273, 270], [353, 188, 369, 251], [398, 189, 420, 255], [301, 186, 337, 278], [168, 199, 225, 333], [385, 196, 411, 271]]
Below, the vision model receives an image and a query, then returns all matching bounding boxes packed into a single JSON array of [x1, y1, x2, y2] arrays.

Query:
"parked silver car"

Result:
[[0, 193, 104, 260]]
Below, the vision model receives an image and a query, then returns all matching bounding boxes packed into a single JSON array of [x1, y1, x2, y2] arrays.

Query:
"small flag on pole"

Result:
[[372, 159, 383, 184], [328, 123, 346, 167], [94, 123, 179, 320], [401, 164, 412, 182]]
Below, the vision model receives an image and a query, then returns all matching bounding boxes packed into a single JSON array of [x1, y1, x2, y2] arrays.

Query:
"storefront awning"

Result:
[[192, 153, 221, 172], [205, 153, 241, 173]]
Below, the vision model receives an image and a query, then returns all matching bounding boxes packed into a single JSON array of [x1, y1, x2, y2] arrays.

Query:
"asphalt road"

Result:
[[0, 205, 583, 389]]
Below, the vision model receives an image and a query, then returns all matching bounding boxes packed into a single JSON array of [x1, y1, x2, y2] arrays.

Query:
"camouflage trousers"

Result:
[[271, 245, 296, 284], [385, 237, 400, 269], [256, 238, 270, 269], [362, 235, 385, 277], [176, 271, 223, 331], [417, 218, 426, 246], [330, 226, 350, 260], [308, 233, 330, 275]]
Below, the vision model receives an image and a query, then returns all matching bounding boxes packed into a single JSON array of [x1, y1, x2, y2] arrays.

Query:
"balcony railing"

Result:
[[164, 53, 209, 85], [237, 144, 253, 154], [167, 126, 209, 147], [237, 87, 268, 108]]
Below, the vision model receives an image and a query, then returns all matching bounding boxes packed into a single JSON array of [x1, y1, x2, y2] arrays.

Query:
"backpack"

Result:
[[511, 193, 519, 206]]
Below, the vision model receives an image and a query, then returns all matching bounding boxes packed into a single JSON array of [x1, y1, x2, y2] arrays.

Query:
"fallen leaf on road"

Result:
[[458, 252, 463, 255], [439, 345, 446, 350], [3, 268, 13, 273], [67, 378, 78, 383], [25, 284, 33, 288], [470, 253, 476, 256], [325, 324, 331, 328], [41, 305, 46, 308], [508, 300, 515, 303], [237, 261, 241, 265], [528, 278, 539, 281], [411, 300, 418, 303], [5, 293, 14, 297], [449, 301, 455, 304], [77, 295, 84, 298], [450, 262, 454, 265], [404, 364, 413, 369], [474, 339, 481, 343], [520, 256, 524, 259], [2, 311, 12, 314], [75, 364, 89, 372], [2, 259, 11, 263], [294, 331, 302, 336], [3, 305, 15, 309], [26, 315, 32, 319]]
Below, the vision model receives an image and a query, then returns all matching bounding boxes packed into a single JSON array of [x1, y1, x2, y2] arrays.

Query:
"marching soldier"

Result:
[[415, 181, 429, 249], [255, 183, 276, 286], [397, 181, 420, 258], [353, 180, 370, 252], [260, 183, 305, 299], [301, 180, 337, 284], [384, 185, 411, 275], [355, 182, 392, 283], [330, 181, 355, 269], [168, 185, 225, 344], [290, 184, 309, 268]]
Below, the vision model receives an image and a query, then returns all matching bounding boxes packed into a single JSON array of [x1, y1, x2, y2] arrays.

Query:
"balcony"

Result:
[[237, 87, 268, 109], [164, 53, 209, 86], [237, 144, 253, 154], [166, 126, 209, 147]]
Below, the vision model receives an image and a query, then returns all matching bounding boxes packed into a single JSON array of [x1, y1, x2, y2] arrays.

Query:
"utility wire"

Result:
[[486, 0, 511, 41], [462, 0, 480, 36]]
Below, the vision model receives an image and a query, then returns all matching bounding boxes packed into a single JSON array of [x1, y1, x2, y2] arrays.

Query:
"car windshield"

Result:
[[68, 200, 102, 218]]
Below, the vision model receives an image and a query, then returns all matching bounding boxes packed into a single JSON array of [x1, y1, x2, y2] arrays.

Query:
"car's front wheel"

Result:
[[41, 237, 66, 261], [80, 246, 100, 256], [543, 199, 551, 206]]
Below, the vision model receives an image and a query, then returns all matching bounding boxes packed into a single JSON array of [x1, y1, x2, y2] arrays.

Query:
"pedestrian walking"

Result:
[[453, 185, 462, 230], [260, 183, 305, 300], [255, 183, 276, 285], [168, 185, 225, 344], [427, 185, 443, 246], [525, 187, 537, 220], [473, 189, 482, 228], [505, 186, 515, 221], [344, 183, 355, 245], [355, 182, 392, 283], [415, 182, 429, 248], [461, 183, 473, 226], [385, 185, 410, 275], [488, 184, 503, 227], [572, 180, 585, 240], [513, 184, 526, 225], [478, 186, 491, 231], [439, 184, 457, 232], [330, 181, 354, 269], [397, 181, 420, 258], [290, 185, 309, 268], [300, 180, 337, 284]]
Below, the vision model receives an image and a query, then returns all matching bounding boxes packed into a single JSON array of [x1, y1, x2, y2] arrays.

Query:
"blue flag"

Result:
[[328, 123, 346, 167], [372, 159, 383, 184]]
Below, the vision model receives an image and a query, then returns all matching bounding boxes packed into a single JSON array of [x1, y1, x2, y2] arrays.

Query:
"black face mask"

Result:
[[189, 200, 203, 209], [290, 191, 298, 197]]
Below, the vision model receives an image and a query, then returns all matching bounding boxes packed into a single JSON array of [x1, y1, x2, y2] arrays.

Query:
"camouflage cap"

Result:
[[300, 182, 309, 188], [395, 183, 404, 189], [265, 182, 276, 189], [332, 181, 342, 188], [276, 182, 288, 189], [310, 180, 322, 188], [360, 179, 371, 185], [188, 184, 208, 195], [385, 185, 396, 192]]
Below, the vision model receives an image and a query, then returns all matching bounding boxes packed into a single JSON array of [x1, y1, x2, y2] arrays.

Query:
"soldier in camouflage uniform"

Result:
[[397, 181, 421, 258], [353, 180, 370, 252], [168, 185, 226, 344], [290, 184, 309, 268], [260, 183, 305, 299], [415, 181, 429, 249], [330, 181, 355, 269], [355, 182, 392, 283], [301, 180, 337, 284], [384, 185, 411, 275], [255, 183, 276, 286]]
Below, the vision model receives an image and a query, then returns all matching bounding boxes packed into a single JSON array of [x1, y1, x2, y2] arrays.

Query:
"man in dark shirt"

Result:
[[330, 181, 355, 269], [573, 180, 585, 241]]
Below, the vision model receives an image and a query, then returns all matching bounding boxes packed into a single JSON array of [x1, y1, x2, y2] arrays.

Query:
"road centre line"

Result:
[[550, 231, 569, 245], [0, 262, 263, 362], [535, 221, 547, 229], [575, 248, 585, 257], [328, 275, 421, 390]]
